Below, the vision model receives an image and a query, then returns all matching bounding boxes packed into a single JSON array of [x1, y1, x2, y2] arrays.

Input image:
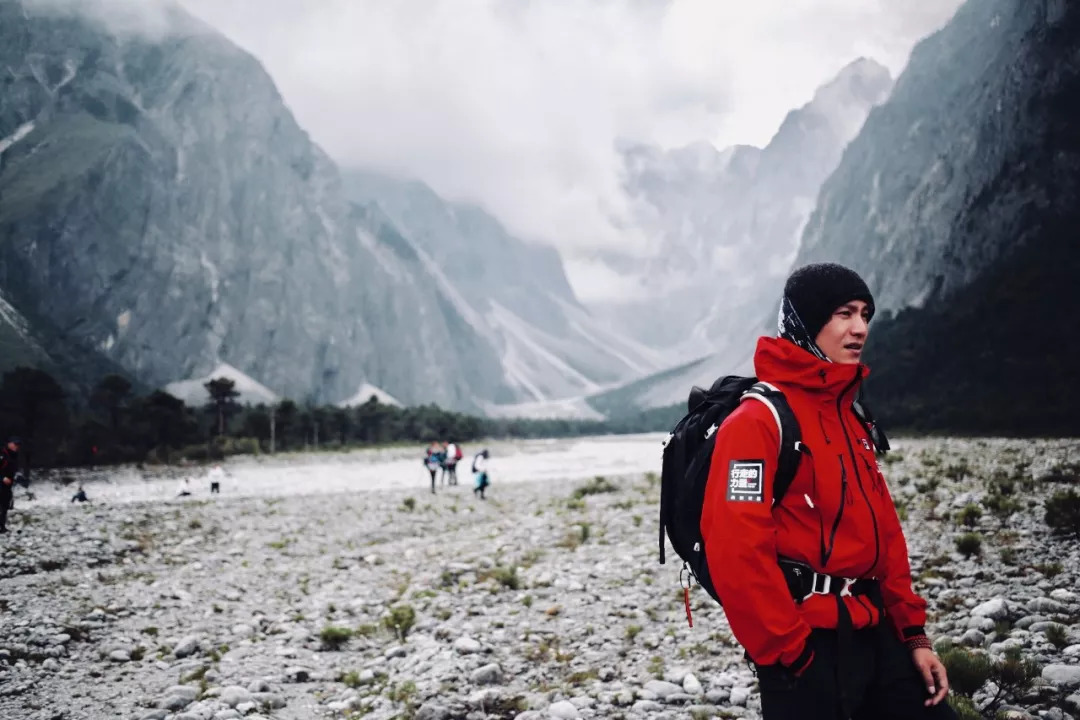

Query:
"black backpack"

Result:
[[658, 375, 804, 607]]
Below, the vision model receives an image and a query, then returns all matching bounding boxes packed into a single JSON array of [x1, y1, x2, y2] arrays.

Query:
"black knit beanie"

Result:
[[777, 263, 875, 360]]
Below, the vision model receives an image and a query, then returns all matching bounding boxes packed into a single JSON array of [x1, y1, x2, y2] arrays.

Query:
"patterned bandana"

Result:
[[777, 295, 830, 362]]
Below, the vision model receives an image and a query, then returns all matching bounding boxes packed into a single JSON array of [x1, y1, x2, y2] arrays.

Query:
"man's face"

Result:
[[7, 441, 18, 453], [814, 300, 871, 364]]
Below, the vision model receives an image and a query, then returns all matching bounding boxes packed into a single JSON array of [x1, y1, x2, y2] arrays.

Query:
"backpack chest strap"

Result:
[[777, 557, 879, 605]]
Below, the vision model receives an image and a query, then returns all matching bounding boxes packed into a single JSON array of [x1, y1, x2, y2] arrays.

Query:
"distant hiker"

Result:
[[176, 477, 193, 497], [472, 449, 490, 500], [71, 486, 89, 503], [696, 263, 953, 719], [423, 442, 443, 494], [0, 437, 21, 533], [207, 464, 226, 494], [443, 441, 463, 485]]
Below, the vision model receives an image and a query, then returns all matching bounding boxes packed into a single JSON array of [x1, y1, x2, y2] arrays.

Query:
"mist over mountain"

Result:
[[589, 0, 1080, 438], [593, 58, 892, 365], [0, 0, 658, 414]]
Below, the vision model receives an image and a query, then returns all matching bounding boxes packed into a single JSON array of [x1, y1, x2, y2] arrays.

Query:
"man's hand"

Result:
[[912, 647, 949, 706]]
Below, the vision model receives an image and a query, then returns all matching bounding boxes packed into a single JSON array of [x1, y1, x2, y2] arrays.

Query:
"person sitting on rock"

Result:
[[700, 263, 954, 720], [71, 485, 90, 503], [176, 477, 193, 497]]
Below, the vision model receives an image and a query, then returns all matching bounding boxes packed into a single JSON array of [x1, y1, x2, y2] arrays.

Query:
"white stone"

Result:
[[219, 686, 252, 708], [643, 679, 683, 698], [453, 636, 482, 654], [971, 598, 1009, 620], [548, 700, 581, 719], [1043, 665, 1080, 689]]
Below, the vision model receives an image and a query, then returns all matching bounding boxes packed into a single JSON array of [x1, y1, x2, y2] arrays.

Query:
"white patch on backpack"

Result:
[[860, 438, 871, 451], [727, 460, 764, 502]]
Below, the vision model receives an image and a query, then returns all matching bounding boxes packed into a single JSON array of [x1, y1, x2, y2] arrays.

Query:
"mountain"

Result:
[[0, 0, 656, 414], [791, 0, 1080, 435], [341, 170, 669, 409], [575, 58, 893, 418], [593, 58, 893, 360]]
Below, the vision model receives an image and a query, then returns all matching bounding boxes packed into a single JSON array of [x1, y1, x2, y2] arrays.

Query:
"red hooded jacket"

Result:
[[700, 336, 926, 668]]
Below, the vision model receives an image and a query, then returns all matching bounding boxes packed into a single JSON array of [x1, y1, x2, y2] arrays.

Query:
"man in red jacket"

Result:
[[700, 263, 954, 719]]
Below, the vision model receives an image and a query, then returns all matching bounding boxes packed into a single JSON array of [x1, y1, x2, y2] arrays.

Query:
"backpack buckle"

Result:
[[803, 573, 855, 602]]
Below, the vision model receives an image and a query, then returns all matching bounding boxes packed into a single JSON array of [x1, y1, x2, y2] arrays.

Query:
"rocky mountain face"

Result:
[[595, 58, 892, 359], [794, 0, 1070, 315], [588, 0, 1079, 436], [833, 0, 1080, 435], [579, 59, 893, 418], [0, 0, 656, 413], [341, 171, 668, 413]]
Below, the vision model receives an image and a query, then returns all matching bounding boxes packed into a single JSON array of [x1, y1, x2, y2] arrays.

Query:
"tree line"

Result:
[[0, 366, 679, 470]]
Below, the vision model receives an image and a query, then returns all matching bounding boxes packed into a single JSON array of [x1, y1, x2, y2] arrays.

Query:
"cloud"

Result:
[[171, 1, 961, 296], [24, 0, 190, 40]]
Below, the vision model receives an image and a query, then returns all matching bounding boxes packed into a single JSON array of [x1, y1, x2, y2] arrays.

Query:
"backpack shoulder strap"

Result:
[[741, 383, 804, 507]]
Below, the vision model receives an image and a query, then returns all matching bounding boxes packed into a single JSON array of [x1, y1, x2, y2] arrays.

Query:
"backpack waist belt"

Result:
[[777, 558, 879, 605]]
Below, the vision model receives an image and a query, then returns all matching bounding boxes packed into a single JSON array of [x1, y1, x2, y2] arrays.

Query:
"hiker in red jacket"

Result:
[[700, 263, 954, 720]]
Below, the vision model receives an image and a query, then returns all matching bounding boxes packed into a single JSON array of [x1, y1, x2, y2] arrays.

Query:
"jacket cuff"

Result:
[[783, 641, 815, 676], [902, 626, 932, 651]]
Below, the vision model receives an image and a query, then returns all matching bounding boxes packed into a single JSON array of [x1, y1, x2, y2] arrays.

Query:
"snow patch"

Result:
[[199, 251, 220, 304], [337, 383, 402, 408], [164, 363, 280, 406], [487, 301, 600, 397], [0, 121, 35, 155]]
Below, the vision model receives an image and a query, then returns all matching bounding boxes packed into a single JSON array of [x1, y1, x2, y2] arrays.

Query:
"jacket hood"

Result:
[[754, 336, 869, 397]]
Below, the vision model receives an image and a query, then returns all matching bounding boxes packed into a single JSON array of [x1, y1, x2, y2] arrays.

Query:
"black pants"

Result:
[[210, 482, 220, 494], [754, 623, 958, 720], [0, 487, 11, 531]]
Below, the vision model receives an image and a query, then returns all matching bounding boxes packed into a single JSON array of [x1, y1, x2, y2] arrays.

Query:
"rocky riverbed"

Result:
[[1, 437, 1079, 720]]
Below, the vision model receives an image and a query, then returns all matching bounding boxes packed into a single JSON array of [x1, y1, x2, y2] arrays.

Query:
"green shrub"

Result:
[[956, 504, 982, 528], [626, 625, 642, 641], [572, 476, 619, 499], [401, 497, 416, 512], [998, 547, 1017, 565], [319, 626, 352, 650], [989, 647, 1042, 708], [945, 461, 971, 483], [477, 565, 520, 591], [383, 604, 416, 642], [946, 694, 982, 720], [955, 533, 982, 558], [939, 647, 991, 696], [1045, 624, 1068, 649], [1044, 488, 1080, 537], [1034, 561, 1063, 578]]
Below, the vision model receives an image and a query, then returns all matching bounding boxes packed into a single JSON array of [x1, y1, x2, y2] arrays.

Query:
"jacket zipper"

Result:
[[817, 411, 831, 444], [837, 367, 880, 578], [821, 453, 847, 567]]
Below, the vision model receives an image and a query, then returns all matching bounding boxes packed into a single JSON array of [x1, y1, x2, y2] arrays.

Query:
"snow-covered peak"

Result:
[[337, 383, 402, 408], [163, 363, 280, 406]]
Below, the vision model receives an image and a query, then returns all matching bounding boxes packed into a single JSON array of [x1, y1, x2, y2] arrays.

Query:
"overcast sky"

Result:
[[163, 1, 963, 299]]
